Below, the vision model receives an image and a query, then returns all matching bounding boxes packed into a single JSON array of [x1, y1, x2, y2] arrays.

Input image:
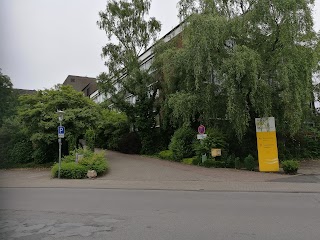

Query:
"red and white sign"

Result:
[[198, 125, 206, 134]]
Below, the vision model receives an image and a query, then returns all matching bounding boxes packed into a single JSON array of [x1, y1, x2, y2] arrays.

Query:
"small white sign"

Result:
[[197, 134, 207, 140], [255, 117, 276, 132]]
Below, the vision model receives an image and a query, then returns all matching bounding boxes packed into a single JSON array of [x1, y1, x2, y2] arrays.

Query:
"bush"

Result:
[[7, 139, 33, 164], [192, 157, 201, 165], [52, 149, 108, 178], [51, 162, 87, 179], [118, 132, 142, 154], [213, 160, 226, 168], [203, 159, 215, 168], [244, 154, 255, 171], [224, 155, 235, 168], [282, 160, 299, 174], [95, 109, 129, 150], [235, 157, 241, 169], [78, 152, 108, 176], [158, 150, 174, 161], [182, 157, 196, 165], [169, 127, 196, 161], [193, 128, 227, 159], [85, 128, 96, 151]]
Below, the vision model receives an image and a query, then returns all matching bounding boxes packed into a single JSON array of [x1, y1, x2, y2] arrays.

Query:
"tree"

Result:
[[0, 70, 14, 127], [18, 85, 100, 163], [95, 108, 129, 150], [97, 0, 162, 153], [156, 0, 319, 141]]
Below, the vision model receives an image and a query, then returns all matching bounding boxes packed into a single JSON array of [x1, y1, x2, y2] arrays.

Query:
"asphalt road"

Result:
[[1, 188, 320, 240]]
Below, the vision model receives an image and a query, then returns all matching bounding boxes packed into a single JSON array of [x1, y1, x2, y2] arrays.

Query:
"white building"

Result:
[[90, 23, 184, 104]]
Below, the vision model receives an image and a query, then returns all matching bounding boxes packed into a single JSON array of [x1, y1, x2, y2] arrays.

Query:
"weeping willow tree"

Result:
[[155, 0, 319, 141]]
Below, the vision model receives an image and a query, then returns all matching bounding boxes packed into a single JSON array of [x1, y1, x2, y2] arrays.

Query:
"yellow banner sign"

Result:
[[255, 117, 279, 172]]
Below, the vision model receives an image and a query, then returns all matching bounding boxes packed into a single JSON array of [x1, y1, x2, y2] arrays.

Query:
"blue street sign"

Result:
[[58, 126, 65, 138]]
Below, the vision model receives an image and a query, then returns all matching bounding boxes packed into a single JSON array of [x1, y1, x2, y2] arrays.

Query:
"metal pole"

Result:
[[58, 120, 62, 179]]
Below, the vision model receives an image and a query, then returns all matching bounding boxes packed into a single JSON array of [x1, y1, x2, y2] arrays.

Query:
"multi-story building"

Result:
[[90, 22, 184, 105], [63, 75, 97, 98]]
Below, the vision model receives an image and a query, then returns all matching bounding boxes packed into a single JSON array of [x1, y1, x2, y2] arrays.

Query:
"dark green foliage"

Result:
[[203, 159, 226, 168], [97, 0, 161, 155], [118, 132, 142, 154], [16, 85, 100, 164], [95, 109, 129, 150], [235, 157, 241, 169], [192, 157, 201, 165], [193, 128, 227, 159], [85, 128, 96, 151], [0, 117, 33, 166], [0, 70, 14, 127], [213, 160, 226, 168], [169, 126, 196, 161], [203, 159, 215, 168], [7, 140, 33, 164], [278, 126, 320, 160], [224, 155, 235, 168], [51, 162, 87, 179], [155, 0, 319, 160], [158, 150, 174, 161], [282, 160, 299, 175], [244, 154, 255, 171]]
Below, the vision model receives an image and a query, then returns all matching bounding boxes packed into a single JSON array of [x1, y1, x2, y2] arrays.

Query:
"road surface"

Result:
[[1, 188, 320, 240]]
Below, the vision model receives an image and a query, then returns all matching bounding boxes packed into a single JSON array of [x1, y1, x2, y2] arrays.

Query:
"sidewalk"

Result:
[[0, 151, 319, 193]]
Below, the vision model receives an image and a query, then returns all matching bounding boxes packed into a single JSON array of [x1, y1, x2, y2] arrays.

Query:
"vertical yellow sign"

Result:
[[255, 117, 279, 172]]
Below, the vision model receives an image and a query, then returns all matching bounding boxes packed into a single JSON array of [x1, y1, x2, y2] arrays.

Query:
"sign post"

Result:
[[197, 125, 207, 162], [57, 110, 65, 179], [255, 117, 279, 172]]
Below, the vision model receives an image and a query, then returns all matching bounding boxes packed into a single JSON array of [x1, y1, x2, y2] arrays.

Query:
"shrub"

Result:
[[78, 152, 108, 176], [118, 132, 142, 154], [244, 154, 255, 171], [95, 109, 129, 150], [213, 161, 226, 168], [61, 154, 76, 163], [193, 128, 227, 158], [158, 150, 174, 161], [282, 160, 299, 174], [192, 157, 201, 165], [182, 157, 196, 165], [51, 162, 87, 179], [52, 149, 108, 178], [203, 159, 215, 168], [235, 157, 241, 169], [85, 128, 96, 151], [224, 155, 235, 168], [169, 127, 196, 161], [7, 140, 33, 164]]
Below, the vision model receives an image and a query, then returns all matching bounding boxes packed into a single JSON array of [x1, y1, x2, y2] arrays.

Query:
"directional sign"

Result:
[[255, 117, 279, 172], [197, 134, 207, 140], [58, 126, 65, 138]]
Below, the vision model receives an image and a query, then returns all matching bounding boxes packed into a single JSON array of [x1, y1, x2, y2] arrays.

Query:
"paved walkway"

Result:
[[0, 151, 319, 192]]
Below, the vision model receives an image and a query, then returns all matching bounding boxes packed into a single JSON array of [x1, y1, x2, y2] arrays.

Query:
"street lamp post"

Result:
[[57, 110, 64, 179]]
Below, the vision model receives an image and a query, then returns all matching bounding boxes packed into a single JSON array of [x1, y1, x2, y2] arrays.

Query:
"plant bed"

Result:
[[51, 149, 108, 179], [281, 160, 299, 175]]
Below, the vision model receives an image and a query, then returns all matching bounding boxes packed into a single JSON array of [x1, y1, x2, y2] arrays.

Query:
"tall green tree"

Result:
[[18, 85, 100, 163], [0, 70, 14, 127], [97, 0, 162, 153], [156, 0, 319, 140]]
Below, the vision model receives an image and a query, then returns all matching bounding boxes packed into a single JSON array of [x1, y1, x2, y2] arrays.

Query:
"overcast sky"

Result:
[[0, 0, 319, 90]]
